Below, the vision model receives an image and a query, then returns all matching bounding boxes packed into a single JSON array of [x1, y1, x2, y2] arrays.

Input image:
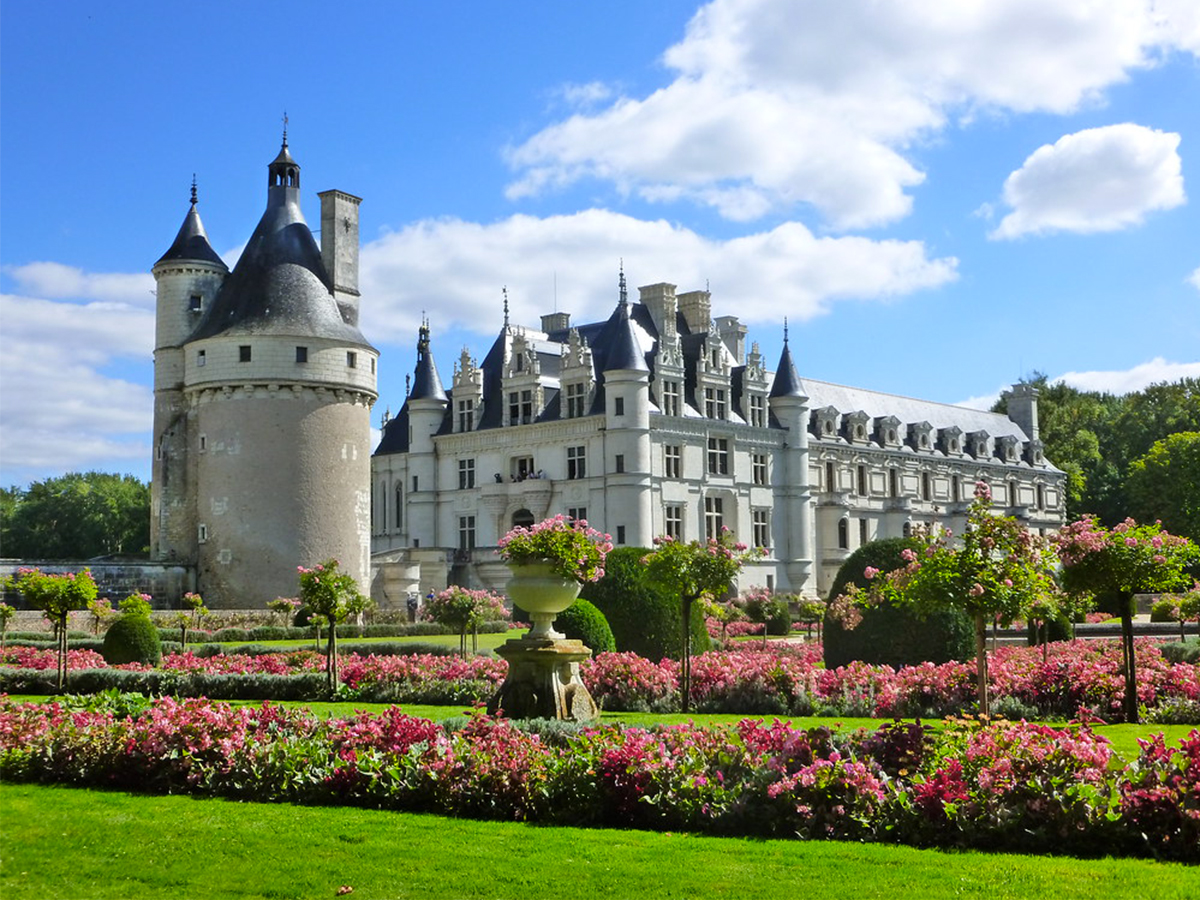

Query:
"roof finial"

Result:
[[190, 174, 198, 207], [282, 111, 289, 147], [502, 286, 510, 327], [618, 259, 628, 306], [405, 373, 411, 397], [783, 317, 790, 346]]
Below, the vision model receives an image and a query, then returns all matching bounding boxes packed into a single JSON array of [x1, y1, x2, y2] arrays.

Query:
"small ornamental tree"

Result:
[[703, 594, 747, 644], [267, 596, 301, 627], [642, 529, 764, 712], [833, 483, 1058, 716], [297, 559, 372, 695], [1055, 516, 1200, 722], [86, 596, 116, 635], [7, 568, 98, 691], [424, 586, 509, 657], [0, 602, 13, 650], [169, 591, 208, 646]]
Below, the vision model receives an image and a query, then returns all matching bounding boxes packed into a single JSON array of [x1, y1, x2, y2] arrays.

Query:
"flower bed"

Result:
[[1, 695, 1195, 861], [3, 641, 1197, 722]]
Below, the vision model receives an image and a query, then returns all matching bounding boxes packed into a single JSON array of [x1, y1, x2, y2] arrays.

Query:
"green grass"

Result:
[[2, 783, 1196, 900]]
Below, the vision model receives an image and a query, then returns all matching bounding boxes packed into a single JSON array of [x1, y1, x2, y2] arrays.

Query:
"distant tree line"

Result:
[[993, 376, 1200, 543], [1, 472, 150, 560]]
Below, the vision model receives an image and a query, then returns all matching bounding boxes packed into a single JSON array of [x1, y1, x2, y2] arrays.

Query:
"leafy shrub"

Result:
[[102, 614, 162, 666], [335, 641, 459, 658], [1160, 639, 1200, 665], [209, 627, 253, 643], [581, 547, 710, 660], [248, 626, 291, 642], [824, 538, 974, 669], [555, 599, 616, 653], [1151, 598, 1180, 623], [5, 630, 91, 642]]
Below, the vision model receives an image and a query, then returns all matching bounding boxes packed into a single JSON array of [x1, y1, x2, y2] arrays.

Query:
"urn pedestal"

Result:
[[487, 561, 599, 721]]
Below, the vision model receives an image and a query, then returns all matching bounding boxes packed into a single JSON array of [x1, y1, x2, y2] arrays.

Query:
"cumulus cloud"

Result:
[[991, 124, 1185, 239], [1188, 266, 1200, 291], [358, 209, 957, 345], [957, 357, 1200, 409], [505, 0, 1198, 228], [0, 291, 154, 484], [4, 262, 155, 307]]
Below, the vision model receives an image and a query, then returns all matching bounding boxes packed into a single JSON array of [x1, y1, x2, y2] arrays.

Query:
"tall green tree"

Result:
[[1126, 431, 1200, 544], [2, 472, 150, 559]]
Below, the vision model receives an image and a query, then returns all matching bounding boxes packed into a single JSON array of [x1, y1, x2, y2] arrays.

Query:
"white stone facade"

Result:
[[371, 281, 1064, 602]]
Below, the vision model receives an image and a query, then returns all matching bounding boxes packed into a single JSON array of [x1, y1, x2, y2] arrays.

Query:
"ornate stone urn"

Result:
[[487, 560, 598, 722], [505, 560, 581, 639]]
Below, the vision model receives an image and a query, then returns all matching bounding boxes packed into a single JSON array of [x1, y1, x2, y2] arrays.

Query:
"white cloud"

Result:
[[991, 124, 1185, 239], [358, 209, 957, 345], [956, 357, 1200, 409], [0, 291, 154, 483], [505, 0, 1199, 228], [1188, 266, 1200, 291], [3, 262, 155, 307], [1055, 357, 1200, 394]]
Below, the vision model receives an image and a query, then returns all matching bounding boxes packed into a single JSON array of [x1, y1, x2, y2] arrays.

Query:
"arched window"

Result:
[[837, 518, 849, 550], [394, 485, 403, 533], [921, 472, 931, 501], [512, 509, 535, 529], [903, 520, 913, 539]]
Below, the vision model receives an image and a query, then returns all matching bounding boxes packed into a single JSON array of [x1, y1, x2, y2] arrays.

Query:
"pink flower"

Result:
[[864, 567, 880, 580]]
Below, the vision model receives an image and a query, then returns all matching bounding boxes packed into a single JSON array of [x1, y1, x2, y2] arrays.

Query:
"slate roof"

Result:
[[156, 202, 227, 268]]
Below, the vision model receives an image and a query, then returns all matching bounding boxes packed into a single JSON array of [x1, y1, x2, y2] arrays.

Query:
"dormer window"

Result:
[[660, 380, 681, 416], [565, 382, 586, 418], [704, 387, 727, 419]]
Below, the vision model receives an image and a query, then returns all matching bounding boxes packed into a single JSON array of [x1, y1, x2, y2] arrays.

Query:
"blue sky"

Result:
[[2, 0, 1198, 489]]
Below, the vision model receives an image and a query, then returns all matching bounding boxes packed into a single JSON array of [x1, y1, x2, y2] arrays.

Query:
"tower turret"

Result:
[[150, 180, 229, 562], [600, 273, 652, 547], [406, 322, 449, 548], [768, 324, 814, 595]]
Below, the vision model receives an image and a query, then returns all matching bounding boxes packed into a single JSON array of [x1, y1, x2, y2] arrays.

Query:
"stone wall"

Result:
[[0, 560, 195, 609]]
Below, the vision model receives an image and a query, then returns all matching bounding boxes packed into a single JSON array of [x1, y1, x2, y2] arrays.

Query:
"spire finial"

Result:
[[282, 111, 289, 147], [406, 373, 411, 397], [503, 286, 510, 327], [618, 259, 628, 306], [783, 317, 789, 346], [190, 174, 198, 207]]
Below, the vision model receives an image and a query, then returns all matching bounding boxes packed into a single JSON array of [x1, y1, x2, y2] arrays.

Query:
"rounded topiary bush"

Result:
[[1151, 598, 1179, 623], [102, 614, 162, 666], [823, 537, 974, 670], [555, 598, 616, 653], [580, 546, 710, 660]]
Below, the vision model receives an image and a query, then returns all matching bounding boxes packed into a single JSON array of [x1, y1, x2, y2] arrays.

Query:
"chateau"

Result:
[[150, 138, 377, 607], [370, 275, 1065, 601]]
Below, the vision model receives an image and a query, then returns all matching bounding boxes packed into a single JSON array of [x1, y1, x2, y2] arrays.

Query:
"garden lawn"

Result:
[[3, 783, 1196, 900]]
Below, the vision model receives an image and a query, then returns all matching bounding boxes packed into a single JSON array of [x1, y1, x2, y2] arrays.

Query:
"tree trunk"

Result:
[[681, 598, 693, 714], [1120, 595, 1138, 723], [974, 612, 989, 717], [57, 620, 66, 693], [327, 622, 339, 697]]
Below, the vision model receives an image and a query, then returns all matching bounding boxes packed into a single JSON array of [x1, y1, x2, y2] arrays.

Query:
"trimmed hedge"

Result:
[[555, 599, 616, 653], [102, 615, 162, 666], [581, 547, 710, 661], [824, 538, 974, 669], [0, 667, 325, 700], [1161, 639, 1200, 665]]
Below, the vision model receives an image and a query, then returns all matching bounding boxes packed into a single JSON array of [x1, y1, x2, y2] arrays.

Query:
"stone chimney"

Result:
[[319, 189, 362, 325], [677, 289, 711, 334]]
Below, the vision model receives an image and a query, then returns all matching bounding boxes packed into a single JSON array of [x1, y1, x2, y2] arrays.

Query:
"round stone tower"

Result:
[[166, 137, 377, 606], [151, 181, 229, 563]]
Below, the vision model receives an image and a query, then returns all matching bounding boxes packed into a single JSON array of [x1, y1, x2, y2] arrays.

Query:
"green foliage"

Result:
[[1150, 597, 1180, 623], [1160, 640, 1200, 665], [0, 471, 150, 559], [824, 538, 974, 669], [5, 567, 99, 691], [993, 376, 1200, 525], [555, 598, 616, 653], [423, 586, 508, 656], [102, 614, 163, 666], [739, 588, 792, 640], [1127, 431, 1200, 543], [297, 559, 372, 694], [580, 547, 710, 661], [118, 593, 152, 617]]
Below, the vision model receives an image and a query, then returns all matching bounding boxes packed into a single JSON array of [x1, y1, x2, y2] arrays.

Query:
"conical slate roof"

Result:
[[188, 143, 371, 346], [769, 339, 806, 399], [596, 300, 648, 373], [409, 324, 447, 402], [156, 202, 227, 268]]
